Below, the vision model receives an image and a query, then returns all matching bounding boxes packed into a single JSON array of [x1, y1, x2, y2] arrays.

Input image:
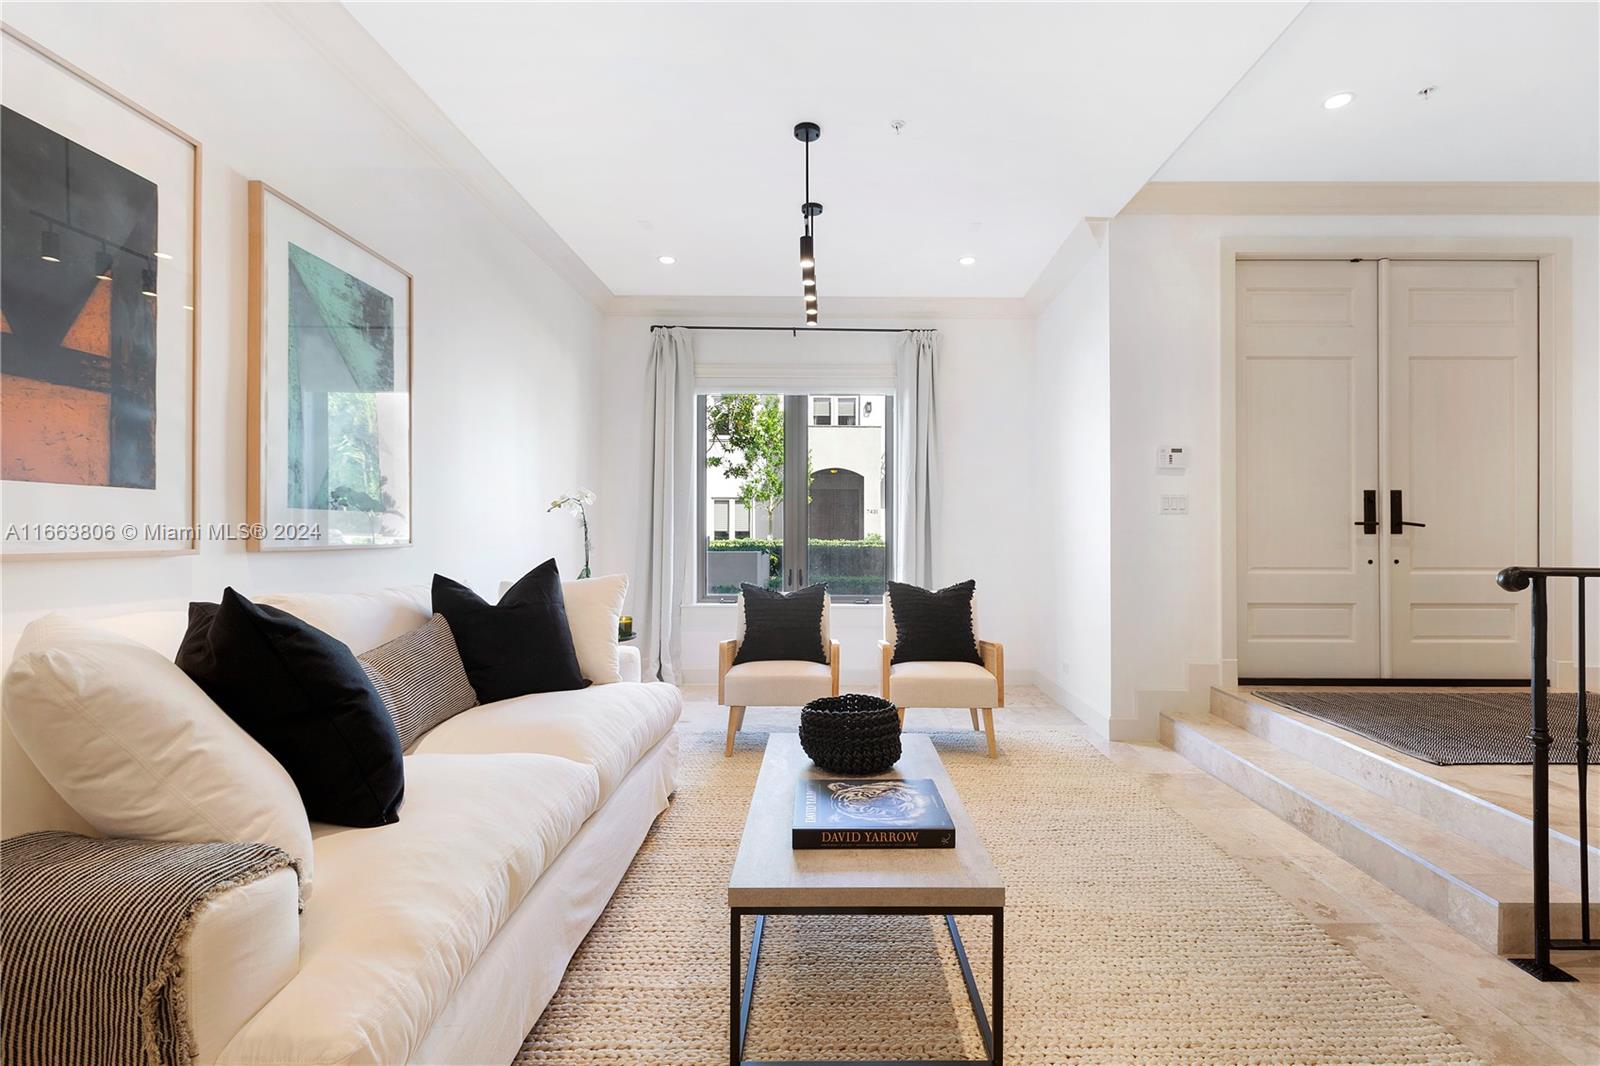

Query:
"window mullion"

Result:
[[784, 395, 808, 590]]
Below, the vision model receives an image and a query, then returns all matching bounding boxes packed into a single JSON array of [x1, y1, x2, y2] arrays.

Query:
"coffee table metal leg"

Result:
[[730, 911, 740, 1066], [992, 910, 1003, 1066], [734, 907, 1000, 1065], [945, 915, 993, 1060], [732, 911, 767, 1065]]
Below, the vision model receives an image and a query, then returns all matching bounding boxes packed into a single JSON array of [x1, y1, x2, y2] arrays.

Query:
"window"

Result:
[[700, 392, 892, 602], [708, 499, 751, 540]]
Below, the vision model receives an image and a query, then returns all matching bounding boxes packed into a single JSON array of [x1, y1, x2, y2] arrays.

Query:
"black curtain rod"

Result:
[[649, 324, 931, 334]]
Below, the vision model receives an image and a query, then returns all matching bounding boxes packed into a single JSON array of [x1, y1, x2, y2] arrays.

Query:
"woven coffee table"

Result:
[[727, 733, 1005, 1065]]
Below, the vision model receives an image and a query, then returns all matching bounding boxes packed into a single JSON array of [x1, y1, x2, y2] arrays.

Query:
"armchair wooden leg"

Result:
[[982, 708, 997, 758], [724, 706, 746, 757], [969, 708, 980, 732], [896, 707, 906, 727]]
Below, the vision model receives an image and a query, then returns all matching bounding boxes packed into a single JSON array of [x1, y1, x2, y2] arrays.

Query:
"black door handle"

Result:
[[1353, 489, 1378, 534], [1390, 489, 1427, 534]]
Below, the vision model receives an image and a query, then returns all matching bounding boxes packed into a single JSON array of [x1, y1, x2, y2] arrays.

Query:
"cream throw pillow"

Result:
[[563, 574, 629, 684], [2, 615, 316, 900]]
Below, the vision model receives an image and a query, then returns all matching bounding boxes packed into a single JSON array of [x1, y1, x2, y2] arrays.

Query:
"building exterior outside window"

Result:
[[700, 392, 890, 600]]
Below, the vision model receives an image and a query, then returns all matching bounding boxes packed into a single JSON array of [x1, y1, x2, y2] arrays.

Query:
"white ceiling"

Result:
[[1158, 2, 1600, 182], [348, 2, 1301, 299]]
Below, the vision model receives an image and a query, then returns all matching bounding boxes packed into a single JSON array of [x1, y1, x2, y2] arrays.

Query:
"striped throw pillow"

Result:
[[358, 614, 478, 749]]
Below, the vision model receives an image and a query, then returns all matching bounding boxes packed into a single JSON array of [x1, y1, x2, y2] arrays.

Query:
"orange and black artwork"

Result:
[[1, 105, 158, 489]]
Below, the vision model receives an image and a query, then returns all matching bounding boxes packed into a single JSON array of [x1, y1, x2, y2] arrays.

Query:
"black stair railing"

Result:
[[1496, 565, 1599, 981]]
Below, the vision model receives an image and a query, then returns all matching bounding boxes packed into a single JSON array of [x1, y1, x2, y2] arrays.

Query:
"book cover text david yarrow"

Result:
[[792, 778, 955, 849]]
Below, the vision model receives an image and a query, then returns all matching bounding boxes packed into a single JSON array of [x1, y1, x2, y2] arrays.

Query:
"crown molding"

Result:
[[605, 294, 1035, 321], [270, 3, 613, 311], [1024, 218, 1108, 314], [1122, 181, 1600, 216]]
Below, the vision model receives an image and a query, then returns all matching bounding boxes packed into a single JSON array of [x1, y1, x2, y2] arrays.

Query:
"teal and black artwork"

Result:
[[285, 242, 395, 517]]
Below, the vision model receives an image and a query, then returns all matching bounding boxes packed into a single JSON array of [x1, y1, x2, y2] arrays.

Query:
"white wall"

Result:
[[1101, 212, 1600, 736], [1032, 229, 1113, 730], [0, 3, 604, 650], [595, 311, 1043, 686]]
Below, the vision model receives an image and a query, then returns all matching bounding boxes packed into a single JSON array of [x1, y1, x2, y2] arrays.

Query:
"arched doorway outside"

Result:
[[810, 467, 863, 539]]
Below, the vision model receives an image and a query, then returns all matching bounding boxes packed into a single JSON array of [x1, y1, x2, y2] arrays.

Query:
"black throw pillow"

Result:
[[432, 558, 589, 703], [175, 588, 405, 827], [888, 580, 983, 665], [733, 583, 828, 665]]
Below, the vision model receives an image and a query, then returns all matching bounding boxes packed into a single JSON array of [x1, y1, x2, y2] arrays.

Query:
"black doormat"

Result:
[[1253, 690, 1597, 766]]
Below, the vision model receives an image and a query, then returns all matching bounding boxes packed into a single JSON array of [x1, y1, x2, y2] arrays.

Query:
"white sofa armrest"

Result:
[[617, 644, 642, 684], [185, 866, 300, 1064]]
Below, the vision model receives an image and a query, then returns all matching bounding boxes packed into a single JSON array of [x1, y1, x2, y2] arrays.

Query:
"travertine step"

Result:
[[1210, 687, 1598, 897], [1162, 709, 1598, 954]]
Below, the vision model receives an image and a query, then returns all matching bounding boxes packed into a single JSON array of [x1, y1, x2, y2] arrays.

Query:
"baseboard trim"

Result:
[[1034, 675, 1142, 741]]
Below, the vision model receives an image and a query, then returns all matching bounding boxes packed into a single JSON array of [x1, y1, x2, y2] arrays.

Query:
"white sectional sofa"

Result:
[[0, 586, 681, 1065]]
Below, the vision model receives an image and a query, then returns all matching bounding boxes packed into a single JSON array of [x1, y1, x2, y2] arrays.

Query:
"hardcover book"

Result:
[[792, 778, 956, 849]]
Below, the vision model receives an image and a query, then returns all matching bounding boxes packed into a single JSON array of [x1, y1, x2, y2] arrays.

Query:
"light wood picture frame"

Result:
[[247, 181, 413, 551], [0, 25, 200, 559]]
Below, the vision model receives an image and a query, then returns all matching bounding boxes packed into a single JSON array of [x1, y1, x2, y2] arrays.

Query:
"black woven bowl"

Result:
[[799, 694, 902, 775]]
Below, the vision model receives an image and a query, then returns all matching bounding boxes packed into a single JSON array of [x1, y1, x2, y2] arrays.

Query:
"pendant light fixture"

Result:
[[794, 121, 821, 326]]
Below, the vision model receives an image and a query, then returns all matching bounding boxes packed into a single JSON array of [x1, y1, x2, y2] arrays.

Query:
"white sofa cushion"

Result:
[[1, 615, 316, 899], [220, 752, 599, 1066], [411, 682, 681, 800], [722, 660, 834, 707], [887, 661, 999, 708], [255, 586, 430, 656], [561, 574, 628, 684]]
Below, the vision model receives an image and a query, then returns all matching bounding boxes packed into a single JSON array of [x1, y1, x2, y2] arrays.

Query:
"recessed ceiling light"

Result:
[[657, 255, 676, 265], [958, 256, 977, 266], [1322, 91, 1355, 110]]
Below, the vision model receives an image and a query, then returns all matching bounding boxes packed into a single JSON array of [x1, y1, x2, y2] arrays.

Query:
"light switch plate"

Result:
[[1160, 494, 1189, 515]]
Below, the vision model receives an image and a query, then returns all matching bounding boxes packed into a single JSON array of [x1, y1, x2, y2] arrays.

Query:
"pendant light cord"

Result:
[[803, 138, 811, 237]]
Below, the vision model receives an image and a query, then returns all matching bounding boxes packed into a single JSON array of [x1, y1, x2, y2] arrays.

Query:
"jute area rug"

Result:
[[518, 726, 1476, 1065]]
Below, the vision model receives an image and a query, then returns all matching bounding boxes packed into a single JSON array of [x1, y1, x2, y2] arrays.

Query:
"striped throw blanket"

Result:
[[2, 832, 294, 1066]]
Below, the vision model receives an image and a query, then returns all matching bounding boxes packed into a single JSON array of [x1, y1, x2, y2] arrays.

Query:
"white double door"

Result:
[[1237, 259, 1539, 679]]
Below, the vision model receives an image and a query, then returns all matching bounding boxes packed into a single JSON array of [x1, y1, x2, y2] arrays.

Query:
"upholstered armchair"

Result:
[[717, 590, 840, 757], [878, 590, 1004, 757]]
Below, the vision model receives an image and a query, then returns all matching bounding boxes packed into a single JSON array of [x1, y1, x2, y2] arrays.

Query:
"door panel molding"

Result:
[[1385, 260, 1539, 677], [1236, 259, 1380, 677]]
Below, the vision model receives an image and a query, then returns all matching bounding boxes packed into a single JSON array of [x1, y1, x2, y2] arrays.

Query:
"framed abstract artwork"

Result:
[[0, 28, 198, 557], [248, 182, 412, 550]]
